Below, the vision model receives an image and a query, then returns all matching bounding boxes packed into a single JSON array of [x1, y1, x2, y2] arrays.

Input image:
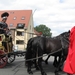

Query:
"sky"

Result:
[[0, 0, 75, 36]]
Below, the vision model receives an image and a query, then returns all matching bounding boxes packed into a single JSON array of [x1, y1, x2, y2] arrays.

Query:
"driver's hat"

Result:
[[1, 12, 9, 20]]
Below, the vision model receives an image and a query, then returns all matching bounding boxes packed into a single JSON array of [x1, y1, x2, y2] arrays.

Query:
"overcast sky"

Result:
[[0, 0, 75, 36]]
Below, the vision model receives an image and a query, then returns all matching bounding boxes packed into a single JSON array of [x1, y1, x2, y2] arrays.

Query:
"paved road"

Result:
[[0, 56, 67, 75]]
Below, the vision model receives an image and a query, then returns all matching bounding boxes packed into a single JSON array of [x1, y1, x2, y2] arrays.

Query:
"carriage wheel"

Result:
[[0, 55, 8, 68], [7, 54, 15, 64]]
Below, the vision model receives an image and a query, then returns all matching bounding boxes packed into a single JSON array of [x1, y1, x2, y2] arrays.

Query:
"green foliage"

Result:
[[34, 24, 52, 37]]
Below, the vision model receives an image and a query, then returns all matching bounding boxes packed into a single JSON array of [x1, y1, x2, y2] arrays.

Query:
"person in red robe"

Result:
[[63, 26, 75, 75]]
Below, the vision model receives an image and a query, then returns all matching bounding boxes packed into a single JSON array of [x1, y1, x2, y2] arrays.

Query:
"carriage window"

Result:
[[16, 40, 24, 44], [16, 31, 24, 36]]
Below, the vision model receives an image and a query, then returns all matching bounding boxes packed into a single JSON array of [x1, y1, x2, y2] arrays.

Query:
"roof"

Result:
[[0, 10, 32, 28]]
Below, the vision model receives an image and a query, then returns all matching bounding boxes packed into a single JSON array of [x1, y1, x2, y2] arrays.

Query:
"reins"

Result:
[[25, 48, 62, 62], [62, 36, 69, 44]]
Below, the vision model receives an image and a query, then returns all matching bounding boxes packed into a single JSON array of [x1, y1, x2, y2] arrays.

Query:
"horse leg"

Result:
[[44, 55, 50, 64], [57, 56, 62, 71], [53, 56, 58, 67], [27, 61, 33, 74], [34, 59, 39, 70], [54, 55, 63, 75], [26, 54, 33, 74], [38, 58, 47, 75]]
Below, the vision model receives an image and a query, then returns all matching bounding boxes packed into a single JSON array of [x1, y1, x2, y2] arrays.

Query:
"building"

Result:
[[0, 10, 34, 51]]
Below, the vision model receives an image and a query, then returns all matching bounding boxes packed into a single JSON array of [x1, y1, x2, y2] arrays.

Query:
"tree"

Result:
[[34, 24, 52, 37]]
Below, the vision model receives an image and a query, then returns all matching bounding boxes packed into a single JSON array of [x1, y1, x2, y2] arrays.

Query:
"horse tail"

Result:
[[25, 38, 34, 59], [25, 38, 34, 67], [36, 37, 43, 60], [26, 38, 33, 49]]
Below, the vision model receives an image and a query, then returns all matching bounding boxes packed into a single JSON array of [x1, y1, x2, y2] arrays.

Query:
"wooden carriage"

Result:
[[0, 29, 15, 68]]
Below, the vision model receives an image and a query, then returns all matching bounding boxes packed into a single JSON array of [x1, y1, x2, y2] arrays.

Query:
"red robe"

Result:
[[63, 26, 75, 74]]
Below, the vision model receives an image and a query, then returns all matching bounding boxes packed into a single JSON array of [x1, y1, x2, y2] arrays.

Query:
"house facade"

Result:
[[0, 10, 34, 51]]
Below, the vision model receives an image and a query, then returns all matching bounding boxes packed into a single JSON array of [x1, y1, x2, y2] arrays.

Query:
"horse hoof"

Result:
[[54, 70, 59, 75], [29, 71, 33, 74], [55, 73, 59, 75], [42, 72, 47, 75], [27, 70, 33, 74]]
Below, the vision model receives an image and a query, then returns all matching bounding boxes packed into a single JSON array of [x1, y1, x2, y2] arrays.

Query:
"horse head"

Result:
[[60, 30, 70, 42], [59, 31, 70, 58]]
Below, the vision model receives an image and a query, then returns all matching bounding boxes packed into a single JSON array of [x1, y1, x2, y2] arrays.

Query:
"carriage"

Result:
[[0, 28, 15, 68], [0, 12, 26, 68]]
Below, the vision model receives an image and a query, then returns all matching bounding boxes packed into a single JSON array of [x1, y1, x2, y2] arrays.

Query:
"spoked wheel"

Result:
[[7, 54, 15, 64], [0, 55, 8, 68]]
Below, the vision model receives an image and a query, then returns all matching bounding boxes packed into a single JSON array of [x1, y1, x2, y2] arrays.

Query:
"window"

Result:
[[17, 23, 25, 29], [21, 16, 25, 20], [9, 23, 13, 27], [13, 17, 16, 20], [16, 40, 24, 44], [17, 31, 24, 36]]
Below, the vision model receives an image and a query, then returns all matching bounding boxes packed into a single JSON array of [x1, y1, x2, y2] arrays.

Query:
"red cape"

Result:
[[63, 26, 75, 74]]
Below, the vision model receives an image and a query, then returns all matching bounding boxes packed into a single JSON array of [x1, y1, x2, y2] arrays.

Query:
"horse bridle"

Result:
[[62, 34, 69, 44]]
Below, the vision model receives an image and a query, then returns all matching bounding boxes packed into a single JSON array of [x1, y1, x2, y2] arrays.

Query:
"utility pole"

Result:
[[33, 9, 37, 15]]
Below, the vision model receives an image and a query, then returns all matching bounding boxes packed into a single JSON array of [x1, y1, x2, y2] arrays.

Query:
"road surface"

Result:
[[0, 56, 67, 75]]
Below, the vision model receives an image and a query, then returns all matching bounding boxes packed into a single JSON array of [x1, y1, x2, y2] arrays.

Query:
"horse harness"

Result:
[[25, 35, 69, 62]]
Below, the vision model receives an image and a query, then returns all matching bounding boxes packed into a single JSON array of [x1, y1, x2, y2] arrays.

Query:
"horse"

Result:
[[44, 31, 69, 66], [25, 37, 61, 70], [25, 31, 70, 75]]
